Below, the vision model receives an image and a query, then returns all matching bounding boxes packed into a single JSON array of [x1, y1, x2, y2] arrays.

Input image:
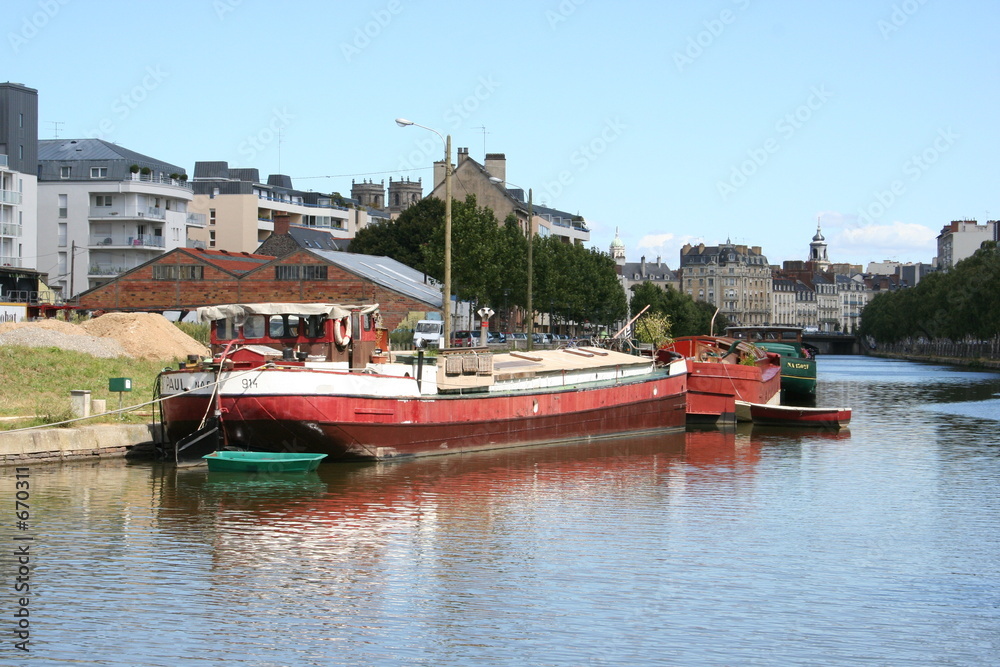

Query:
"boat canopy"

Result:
[[198, 303, 379, 324]]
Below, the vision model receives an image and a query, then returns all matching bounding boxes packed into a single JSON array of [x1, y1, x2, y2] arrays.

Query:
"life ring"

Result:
[[333, 315, 351, 347]]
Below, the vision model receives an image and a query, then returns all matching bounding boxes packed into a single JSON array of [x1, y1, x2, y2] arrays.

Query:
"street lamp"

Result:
[[489, 176, 533, 350], [395, 118, 452, 347]]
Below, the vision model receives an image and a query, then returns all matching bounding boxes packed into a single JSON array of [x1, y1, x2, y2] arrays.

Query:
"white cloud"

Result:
[[835, 220, 937, 261]]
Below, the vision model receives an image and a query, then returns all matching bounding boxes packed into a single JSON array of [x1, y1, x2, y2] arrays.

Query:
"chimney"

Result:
[[457, 147, 469, 165], [433, 160, 447, 189], [641, 255, 646, 276], [274, 214, 291, 235], [656, 255, 661, 268], [485, 153, 506, 183]]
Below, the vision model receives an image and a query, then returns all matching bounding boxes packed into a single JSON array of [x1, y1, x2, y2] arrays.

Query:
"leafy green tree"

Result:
[[348, 197, 443, 275]]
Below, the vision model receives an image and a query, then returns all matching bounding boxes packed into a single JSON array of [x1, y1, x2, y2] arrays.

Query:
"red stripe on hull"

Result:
[[162, 374, 687, 460]]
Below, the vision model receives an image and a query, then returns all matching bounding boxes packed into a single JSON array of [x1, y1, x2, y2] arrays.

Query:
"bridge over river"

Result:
[[803, 332, 860, 355]]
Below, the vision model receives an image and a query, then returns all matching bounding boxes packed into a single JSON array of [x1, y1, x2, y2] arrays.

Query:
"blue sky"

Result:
[[6, 0, 998, 268]]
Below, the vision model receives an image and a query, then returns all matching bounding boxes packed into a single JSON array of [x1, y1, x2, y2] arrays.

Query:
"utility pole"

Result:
[[69, 240, 75, 298]]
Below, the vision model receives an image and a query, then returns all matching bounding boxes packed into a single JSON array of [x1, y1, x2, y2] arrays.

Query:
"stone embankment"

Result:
[[868, 338, 1000, 369], [0, 423, 161, 465]]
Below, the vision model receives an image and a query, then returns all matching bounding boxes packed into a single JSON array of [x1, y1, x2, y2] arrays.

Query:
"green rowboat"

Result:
[[203, 451, 328, 473]]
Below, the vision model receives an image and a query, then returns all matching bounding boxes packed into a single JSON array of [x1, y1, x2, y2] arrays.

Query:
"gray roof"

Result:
[[38, 139, 184, 172], [311, 250, 443, 308], [193, 161, 230, 179], [288, 227, 344, 251]]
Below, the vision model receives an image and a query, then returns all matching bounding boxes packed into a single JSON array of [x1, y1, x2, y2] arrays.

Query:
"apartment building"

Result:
[[936, 219, 997, 270], [0, 82, 38, 273], [679, 241, 772, 325], [36, 139, 199, 297], [189, 162, 371, 254]]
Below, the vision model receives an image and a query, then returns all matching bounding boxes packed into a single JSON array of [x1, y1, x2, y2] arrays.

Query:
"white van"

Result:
[[412, 320, 444, 348]]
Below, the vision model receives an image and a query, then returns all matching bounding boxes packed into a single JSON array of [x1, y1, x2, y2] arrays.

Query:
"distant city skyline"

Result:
[[6, 0, 997, 269]]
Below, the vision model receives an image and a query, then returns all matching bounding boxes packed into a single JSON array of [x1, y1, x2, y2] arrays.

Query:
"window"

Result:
[[216, 319, 236, 340], [58, 194, 67, 219], [209, 209, 216, 225], [95, 195, 113, 207], [269, 315, 300, 338], [243, 315, 265, 339], [276, 265, 300, 280], [90, 167, 108, 178], [60, 166, 71, 179], [153, 265, 204, 280], [18, 113, 23, 128], [303, 266, 327, 280]]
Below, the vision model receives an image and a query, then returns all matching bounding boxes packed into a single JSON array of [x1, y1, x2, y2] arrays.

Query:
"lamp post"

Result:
[[396, 118, 452, 347], [489, 176, 533, 350]]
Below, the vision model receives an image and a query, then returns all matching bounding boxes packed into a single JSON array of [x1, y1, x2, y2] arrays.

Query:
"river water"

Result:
[[2, 355, 999, 666]]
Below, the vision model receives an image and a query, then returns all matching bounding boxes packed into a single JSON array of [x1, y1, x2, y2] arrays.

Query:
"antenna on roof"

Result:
[[475, 125, 489, 160], [48, 121, 63, 138]]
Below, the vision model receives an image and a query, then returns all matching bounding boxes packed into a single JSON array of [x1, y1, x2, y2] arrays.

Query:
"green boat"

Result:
[[726, 326, 817, 398], [203, 451, 328, 473]]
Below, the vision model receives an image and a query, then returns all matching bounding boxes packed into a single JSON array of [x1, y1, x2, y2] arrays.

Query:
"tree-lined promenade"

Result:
[[860, 241, 1000, 366]]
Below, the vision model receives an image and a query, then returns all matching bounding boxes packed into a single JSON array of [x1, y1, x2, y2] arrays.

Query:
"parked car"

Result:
[[532, 333, 554, 345], [487, 331, 505, 344], [450, 330, 475, 347]]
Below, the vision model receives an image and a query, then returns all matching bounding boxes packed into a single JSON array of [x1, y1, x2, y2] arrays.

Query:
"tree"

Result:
[[348, 197, 443, 275]]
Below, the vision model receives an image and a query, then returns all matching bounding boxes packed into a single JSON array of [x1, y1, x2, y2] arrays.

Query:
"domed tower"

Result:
[[809, 219, 830, 269], [351, 179, 385, 209], [610, 227, 626, 266], [388, 177, 422, 215]]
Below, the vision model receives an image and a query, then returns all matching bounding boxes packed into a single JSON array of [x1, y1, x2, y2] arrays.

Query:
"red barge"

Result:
[[158, 303, 688, 461], [657, 335, 782, 424]]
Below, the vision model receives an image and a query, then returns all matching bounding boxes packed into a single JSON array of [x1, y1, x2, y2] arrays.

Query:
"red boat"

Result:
[[739, 402, 851, 429], [656, 335, 781, 424], [158, 303, 689, 461]]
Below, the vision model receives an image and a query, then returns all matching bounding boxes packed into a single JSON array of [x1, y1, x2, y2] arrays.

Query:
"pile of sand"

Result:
[[0, 313, 209, 361]]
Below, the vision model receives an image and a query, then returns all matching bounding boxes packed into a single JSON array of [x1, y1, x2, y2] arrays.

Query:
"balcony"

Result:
[[0, 256, 22, 267], [89, 234, 165, 249], [186, 212, 207, 227], [1, 190, 22, 205], [88, 264, 131, 277], [187, 239, 207, 250], [123, 172, 192, 189], [89, 205, 166, 220], [0, 222, 21, 237]]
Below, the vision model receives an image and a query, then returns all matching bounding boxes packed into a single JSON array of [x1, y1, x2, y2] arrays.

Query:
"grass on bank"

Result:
[[0, 345, 181, 430]]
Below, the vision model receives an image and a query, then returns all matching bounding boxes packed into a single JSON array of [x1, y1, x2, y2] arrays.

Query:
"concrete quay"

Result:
[[0, 423, 162, 465]]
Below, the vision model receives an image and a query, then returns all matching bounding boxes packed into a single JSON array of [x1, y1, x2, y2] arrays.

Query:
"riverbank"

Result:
[[0, 423, 161, 465], [867, 340, 1000, 370]]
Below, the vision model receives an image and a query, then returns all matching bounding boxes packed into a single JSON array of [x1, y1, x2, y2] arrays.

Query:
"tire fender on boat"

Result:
[[334, 315, 352, 347]]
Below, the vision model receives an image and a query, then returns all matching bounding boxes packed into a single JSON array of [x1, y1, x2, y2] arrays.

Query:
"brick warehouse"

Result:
[[74, 245, 443, 331]]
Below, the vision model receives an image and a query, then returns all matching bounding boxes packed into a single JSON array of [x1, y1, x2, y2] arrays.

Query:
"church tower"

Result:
[[610, 227, 626, 266], [351, 179, 385, 209], [388, 176, 422, 215], [809, 219, 830, 269]]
